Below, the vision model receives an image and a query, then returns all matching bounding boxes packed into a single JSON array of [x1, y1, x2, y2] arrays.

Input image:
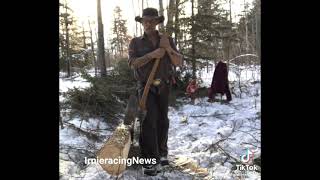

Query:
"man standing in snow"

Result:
[[128, 8, 183, 176]]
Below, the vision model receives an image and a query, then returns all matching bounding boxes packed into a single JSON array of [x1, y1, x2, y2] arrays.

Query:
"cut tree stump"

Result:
[[97, 95, 140, 176], [97, 124, 131, 176]]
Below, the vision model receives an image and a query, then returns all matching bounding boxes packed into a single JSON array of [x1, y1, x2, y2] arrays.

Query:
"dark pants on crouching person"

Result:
[[137, 80, 170, 165]]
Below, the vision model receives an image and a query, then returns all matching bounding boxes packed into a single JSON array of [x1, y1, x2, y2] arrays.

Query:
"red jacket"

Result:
[[186, 80, 198, 95]]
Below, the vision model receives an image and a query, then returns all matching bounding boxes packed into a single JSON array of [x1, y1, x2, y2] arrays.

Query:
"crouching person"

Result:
[[186, 79, 198, 104]]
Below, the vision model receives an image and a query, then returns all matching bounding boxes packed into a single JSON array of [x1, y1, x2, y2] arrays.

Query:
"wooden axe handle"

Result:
[[139, 58, 161, 110]]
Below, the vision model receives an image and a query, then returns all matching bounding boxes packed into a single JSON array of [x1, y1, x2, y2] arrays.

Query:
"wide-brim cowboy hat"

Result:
[[135, 8, 164, 24]]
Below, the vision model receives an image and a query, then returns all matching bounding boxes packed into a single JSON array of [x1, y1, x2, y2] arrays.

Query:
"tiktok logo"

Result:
[[236, 148, 260, 172], [240, 148, 255, 164]]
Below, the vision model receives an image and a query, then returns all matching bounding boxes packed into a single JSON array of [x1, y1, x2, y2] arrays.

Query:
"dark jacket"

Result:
[[208, 61, 232, 101]]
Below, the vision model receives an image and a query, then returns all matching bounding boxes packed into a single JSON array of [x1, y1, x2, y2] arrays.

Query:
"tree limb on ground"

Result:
[[216, 144, 241, 164], [64, 121, 103, 142], [240, 142, 261, 149], [190, 112, 235, 118], [205, 119, 243, 152], [205, 137, 230, 152], [237, 129, 260, 143]]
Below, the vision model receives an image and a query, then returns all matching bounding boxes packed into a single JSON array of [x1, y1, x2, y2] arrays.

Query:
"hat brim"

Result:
[[135, 16, 164, 24]]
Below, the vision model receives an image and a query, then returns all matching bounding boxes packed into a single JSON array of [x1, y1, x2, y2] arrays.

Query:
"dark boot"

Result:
[[143, 164, 160, 176], [160, 156, 169, 166]]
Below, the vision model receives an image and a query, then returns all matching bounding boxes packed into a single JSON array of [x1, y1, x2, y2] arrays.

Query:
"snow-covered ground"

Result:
[[59, 65, 261, 180]]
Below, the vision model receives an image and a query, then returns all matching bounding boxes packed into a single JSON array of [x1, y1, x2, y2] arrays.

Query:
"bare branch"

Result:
[[64, 122, 103, 142], [237, 129, 260, 143], [190, 112, 235, 118], [216, 144, 241, 163]]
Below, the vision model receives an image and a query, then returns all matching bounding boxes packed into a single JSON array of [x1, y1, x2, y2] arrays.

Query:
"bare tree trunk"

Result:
[[114, 20, 119, 56], [222, 36, 230, 61], [142, 0, 144, 11], [255, 0, 261, 61], [64, 4, 71, 77], [138, 0, 142, 36], [95, 29, 98, 44], [142, 0, 144, 36], [182, 21, 186, 53], [97, 0, 107, 76], [82, 23, 87, 49], [221, 29, 232, 74], [174, 0, 180, 45], [59, 113, 64, 129], [94, 28, 101, 71], [229, 0, 232, 24], [132, 0, 137, 37], [59, 36, 65, 59], [120, 42, 123, 57], [244, 0, 249, 53], [60, 28, 66, 72], [82, 23, 89, 63], [238, 69, 242, 99], [88, 20, 97, 76], [118, 32, 123, 57], [166, 0, 175, 37], [191, 0, 196, 78], [159, 0, 165, 32], [105, 49, 111, 67]]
